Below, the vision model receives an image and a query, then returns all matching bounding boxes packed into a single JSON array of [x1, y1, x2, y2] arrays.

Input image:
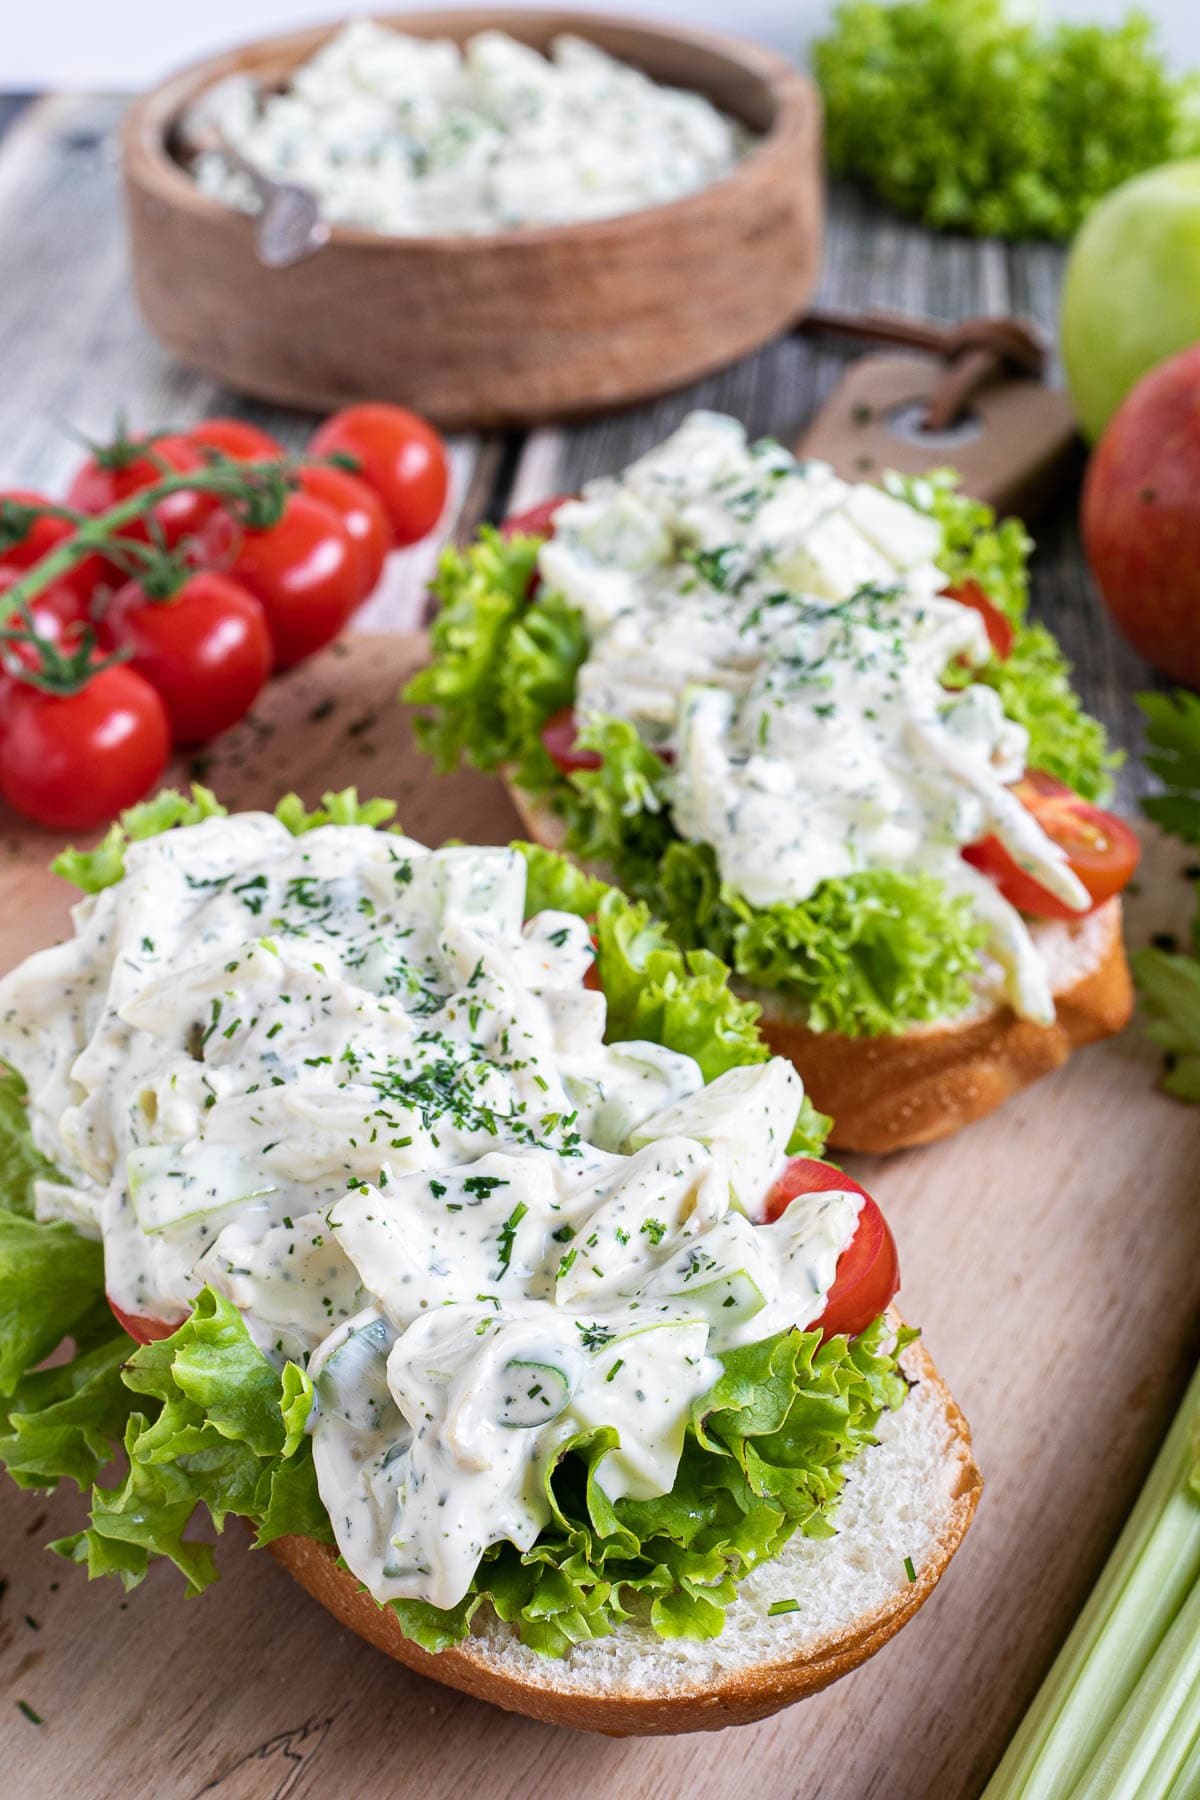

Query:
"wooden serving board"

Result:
[[1, 634, 1197, 1800]]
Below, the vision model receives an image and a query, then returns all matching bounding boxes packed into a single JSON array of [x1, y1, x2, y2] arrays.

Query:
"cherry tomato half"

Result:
[[108, 1296, 176, 1345], [101, 571, 272, 746], [67, 433, 216, 554], [309, 404, 448, 548], [225, 493, 363, 670], [963, 770, 1140, 922], [0, 665, 170, 830], [763, 1158, 900, 1341], [500, 495, 575, 541], [187, 418, 287, 462], [0, 489, 104, 605], [943, 578, 1015, 660], [298, 464, 390, 597], [541, 706, 602, 774]]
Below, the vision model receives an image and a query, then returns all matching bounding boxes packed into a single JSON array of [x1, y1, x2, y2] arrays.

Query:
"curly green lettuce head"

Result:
[[813, 0, 1200, 240]]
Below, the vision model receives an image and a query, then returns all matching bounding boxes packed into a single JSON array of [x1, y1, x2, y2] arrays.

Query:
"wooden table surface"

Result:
[[0, 91, 1189, 1800]]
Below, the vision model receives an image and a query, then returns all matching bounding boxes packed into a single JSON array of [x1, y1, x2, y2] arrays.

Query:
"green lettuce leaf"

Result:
[[53, 785, 228, 893], [397, 1316, 914, 1656], [403, 529, 587, 786], [54, 787, 402, 895], [654, 838, 985, 1037], [56, 1288, 330, 1596], [515, 842, 835, 1155], [273, 789, 398, 835], [0, 1064, 57, 1221]]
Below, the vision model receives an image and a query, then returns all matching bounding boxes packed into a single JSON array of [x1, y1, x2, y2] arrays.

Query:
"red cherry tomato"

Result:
[[67, 433, 216, 559], [943, 578, 1015, 660], [962, 770, 1140, 922], [0, 489, 104, 605], [0, 665, 170, 830], [187, 418, 287, 462], [763, 1158, 900, 1341], [500, 495, 575, 541], [309, 404, 448, 547], [500, 494, 575, 599], [298, 464, 390, 597], [581, 915, 603, 991], [101, 571, 272, 746], [541, 706, 602, 773], [224, 493, 363, 670], [0, 569, 94, 703], [107, 1296, 176, 1345]]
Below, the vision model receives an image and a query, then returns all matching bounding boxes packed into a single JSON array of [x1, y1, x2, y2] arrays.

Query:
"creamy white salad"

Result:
[[0, 814, 860, 1612], [187, 21, 751, 237], [539, 411, 1093, 1025]]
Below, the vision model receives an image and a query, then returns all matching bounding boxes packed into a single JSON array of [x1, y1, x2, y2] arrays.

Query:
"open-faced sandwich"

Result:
[[0, 790, 978, 1734], [406, 411, 1138, 1152]]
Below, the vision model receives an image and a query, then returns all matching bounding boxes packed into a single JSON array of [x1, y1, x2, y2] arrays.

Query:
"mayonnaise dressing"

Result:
[[187, 23, 750, 237], [0, 815, 859, 1611], [538, 410, 1091, 1023]]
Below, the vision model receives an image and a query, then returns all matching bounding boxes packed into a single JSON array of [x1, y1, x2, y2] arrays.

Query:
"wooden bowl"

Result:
[[121, 10, 823, 428]]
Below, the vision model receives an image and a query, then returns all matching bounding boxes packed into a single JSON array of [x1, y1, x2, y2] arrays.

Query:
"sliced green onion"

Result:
[[768, 1598, 799, 1617]]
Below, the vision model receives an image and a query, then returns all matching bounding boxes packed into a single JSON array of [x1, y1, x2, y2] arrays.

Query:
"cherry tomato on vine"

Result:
[[67, 433, 216, 555], [0, 665, 170, 830], [187, 418, 287, 463], [224, 493, 364, 669], [963, 770, 1140, 921], [101, 571, 272, 746], [0, 569, 93, 697], [943, 578, 1015, 660], [0, 489, 104, 604], [309, 404, 448, 547], [107, 1296, 176, 1345], [298, 464, 390, 597], [763, 1158, 900, 1341]]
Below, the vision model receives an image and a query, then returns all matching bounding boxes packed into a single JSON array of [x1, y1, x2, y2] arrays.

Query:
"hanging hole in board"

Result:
[[885, 402, 984, 451]]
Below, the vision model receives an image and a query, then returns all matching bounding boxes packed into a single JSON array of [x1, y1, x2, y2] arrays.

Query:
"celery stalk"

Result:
[[1073, 1577, 1200, 1798], [982, 1357, 1200, 1798], [1163, 1724, 1200, 1800]]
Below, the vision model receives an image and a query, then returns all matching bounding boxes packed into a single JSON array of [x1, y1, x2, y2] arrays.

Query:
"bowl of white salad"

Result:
[[121, 10, 823, 426]]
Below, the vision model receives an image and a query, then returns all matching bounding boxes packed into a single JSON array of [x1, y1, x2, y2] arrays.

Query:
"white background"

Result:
[[6, 0, 1198, 87]]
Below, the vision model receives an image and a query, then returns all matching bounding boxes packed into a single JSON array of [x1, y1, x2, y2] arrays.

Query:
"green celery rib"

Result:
[[1071, 1577, 1200, 1798], [1163, 1720, 1200, 1800], [983, 1357, 1200, 1798]]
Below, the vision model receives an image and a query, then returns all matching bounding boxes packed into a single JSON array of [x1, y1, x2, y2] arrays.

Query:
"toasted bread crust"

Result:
[[765, 898, 1131, 1153], [268, 1336, 980, 1736], [506, 783, 1133, 1155]]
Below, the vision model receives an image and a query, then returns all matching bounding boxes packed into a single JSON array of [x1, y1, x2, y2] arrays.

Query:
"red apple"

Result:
[[1081, 343, 1200, 688]]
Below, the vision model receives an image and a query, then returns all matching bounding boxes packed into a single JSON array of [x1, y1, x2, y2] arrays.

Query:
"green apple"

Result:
[[1061, 159, 1200, 443]]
